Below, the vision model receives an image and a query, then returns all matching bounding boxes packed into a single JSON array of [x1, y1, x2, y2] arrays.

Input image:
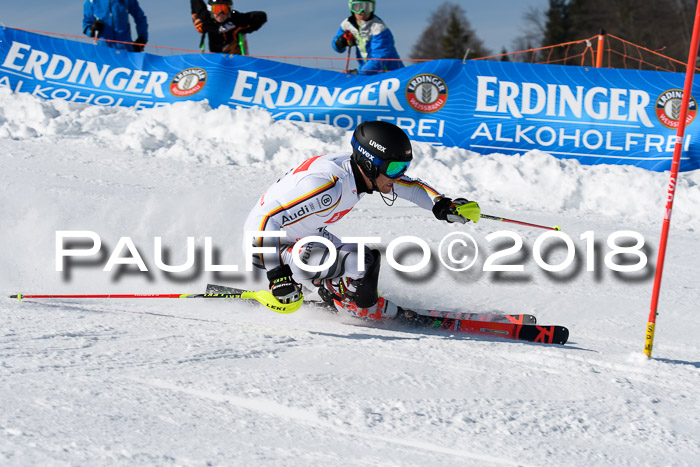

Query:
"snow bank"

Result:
[[2, 87, 697, 231]]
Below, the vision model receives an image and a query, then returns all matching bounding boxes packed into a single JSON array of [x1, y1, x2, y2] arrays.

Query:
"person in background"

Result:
[[332, 0, 403, 75], [82, 0, 148, 52], [191, 0, 267, 54]]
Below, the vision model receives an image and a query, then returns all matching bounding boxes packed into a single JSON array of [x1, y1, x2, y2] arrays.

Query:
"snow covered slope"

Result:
[[1, 88, 699, 465]]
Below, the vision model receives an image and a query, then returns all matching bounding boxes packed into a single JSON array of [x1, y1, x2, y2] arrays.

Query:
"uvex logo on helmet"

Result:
[[368, 139, 386, 153]]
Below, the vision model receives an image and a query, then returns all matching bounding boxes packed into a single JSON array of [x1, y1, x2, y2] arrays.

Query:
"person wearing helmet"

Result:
[[190, 0, 267, 54], [331, 0, 403, 75], [242, 121, 480, 320], [82, 0, 148, 52]]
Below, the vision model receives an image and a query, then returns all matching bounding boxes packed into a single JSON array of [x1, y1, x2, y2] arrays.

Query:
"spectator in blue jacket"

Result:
[[332, 0, 403, 75], [82, 0, 149, 52]]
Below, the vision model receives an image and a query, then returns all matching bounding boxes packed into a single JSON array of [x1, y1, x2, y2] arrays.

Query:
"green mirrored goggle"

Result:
[[383, 160, 410, 178], [349, 1, 375, 14]]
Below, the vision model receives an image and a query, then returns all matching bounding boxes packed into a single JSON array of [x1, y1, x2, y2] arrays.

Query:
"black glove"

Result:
[[89, 20, 104, 37], [433, 197, 481, 224], [267, 264, 301, 304], [334, 35, 347, 50], [335, 31, 356, 49], [433, 197, 456, 222], [133, 36, 147, 52]]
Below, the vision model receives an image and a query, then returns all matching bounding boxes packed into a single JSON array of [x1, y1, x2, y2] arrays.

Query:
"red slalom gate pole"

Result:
[[644, 0, 700, 359]]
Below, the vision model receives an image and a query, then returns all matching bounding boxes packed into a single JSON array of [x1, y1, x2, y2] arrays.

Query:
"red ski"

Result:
[[397, 308, 569, 345]]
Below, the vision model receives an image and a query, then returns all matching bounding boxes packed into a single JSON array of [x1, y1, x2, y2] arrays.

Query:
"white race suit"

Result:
[[242, 152, 444, 312]]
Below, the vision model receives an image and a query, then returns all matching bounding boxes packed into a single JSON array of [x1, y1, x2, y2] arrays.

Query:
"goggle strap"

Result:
[[353, 138, 381, 167], [353, 138, 409, 178]]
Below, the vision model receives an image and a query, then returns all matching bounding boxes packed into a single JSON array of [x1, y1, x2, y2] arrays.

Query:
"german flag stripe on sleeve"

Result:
[[395, 178, 441, 198]]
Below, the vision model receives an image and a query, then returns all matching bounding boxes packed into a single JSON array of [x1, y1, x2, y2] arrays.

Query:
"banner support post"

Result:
[[595, 29, 605, 68]]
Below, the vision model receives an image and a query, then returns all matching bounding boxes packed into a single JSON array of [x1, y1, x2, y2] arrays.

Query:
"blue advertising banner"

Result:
[[2, 27, 698, 172]]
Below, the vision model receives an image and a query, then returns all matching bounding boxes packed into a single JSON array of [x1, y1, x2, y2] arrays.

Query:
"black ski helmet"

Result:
[[208, 0, 232, 5], [351, 121, 412, 180]]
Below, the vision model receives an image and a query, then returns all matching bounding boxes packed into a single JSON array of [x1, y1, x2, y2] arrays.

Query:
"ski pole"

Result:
[[8, 290, 302, 314], [480, 213, 561, 231], [341, 30, 354, 72], [237, 32, 246, 56], [344, 46, 351, 72]]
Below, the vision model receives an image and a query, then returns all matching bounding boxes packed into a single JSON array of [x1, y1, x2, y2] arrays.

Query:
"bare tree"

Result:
[[510, 5, 547, 62], [410, 2, 490, 60]]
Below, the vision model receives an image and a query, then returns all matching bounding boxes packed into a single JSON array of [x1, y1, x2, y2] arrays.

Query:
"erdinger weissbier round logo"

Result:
[[655, 89, 697, 129], [406, 74, 448, 113], [170, 68, 207, 97]]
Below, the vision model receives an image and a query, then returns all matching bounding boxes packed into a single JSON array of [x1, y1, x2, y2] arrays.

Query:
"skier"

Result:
[[82, 0, 148, 52], [331, 0, 404, 74], [190, 0, 267, 54], [242, 121, 481, 321]]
